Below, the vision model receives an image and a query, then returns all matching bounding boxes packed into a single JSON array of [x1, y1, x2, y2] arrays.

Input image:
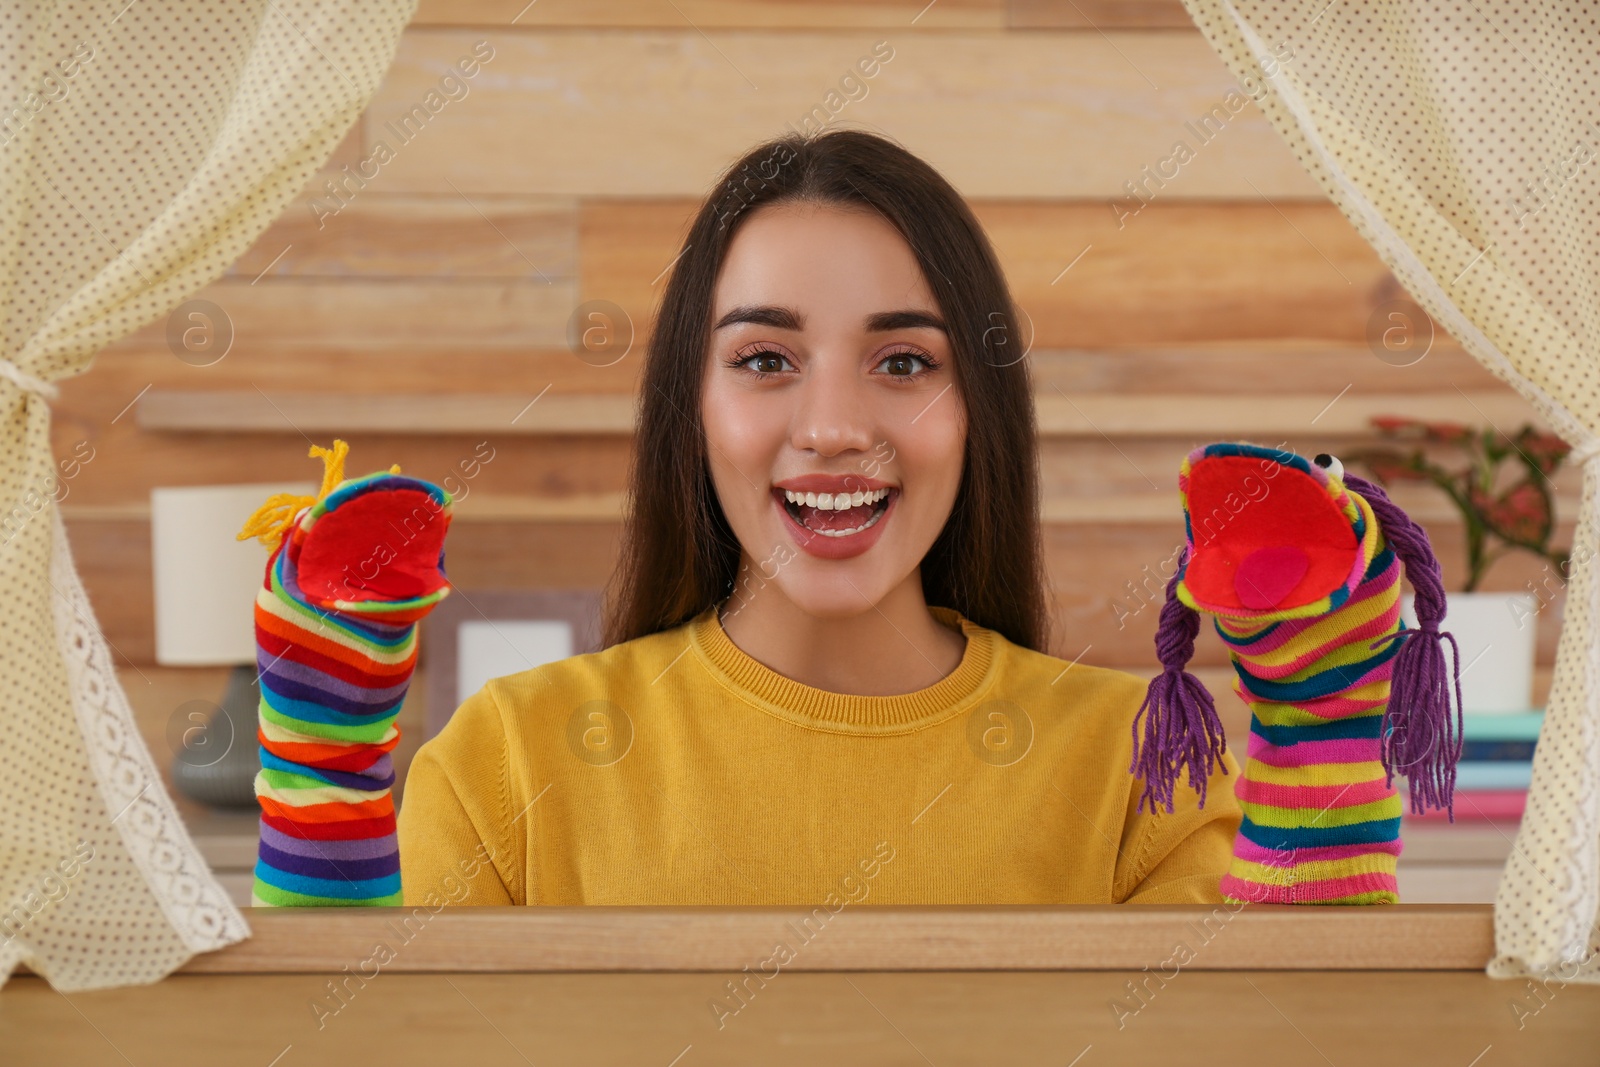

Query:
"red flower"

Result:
[[1421, 421, 1472, 443], [1370, 415, 1422, 434], [1520, 431, 1572, 475], [1472, 481, 1551, 545]]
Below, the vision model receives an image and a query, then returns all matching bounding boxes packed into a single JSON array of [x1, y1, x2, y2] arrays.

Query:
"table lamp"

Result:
[[151, 482, 314, 808]]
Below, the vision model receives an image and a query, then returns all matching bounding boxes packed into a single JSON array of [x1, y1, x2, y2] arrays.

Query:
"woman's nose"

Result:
[[788, 356, 877, 456]]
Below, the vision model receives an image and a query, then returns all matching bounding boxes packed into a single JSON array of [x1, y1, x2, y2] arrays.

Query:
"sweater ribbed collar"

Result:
[[688, 603, 998, 734]]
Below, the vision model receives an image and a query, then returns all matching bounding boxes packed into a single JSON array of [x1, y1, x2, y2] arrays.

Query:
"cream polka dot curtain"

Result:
[[1181, 0, 1600, 981], [0, 0, 414, 991]]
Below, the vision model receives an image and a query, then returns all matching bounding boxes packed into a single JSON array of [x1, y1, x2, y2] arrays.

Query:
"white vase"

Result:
[[1399, 591, 1538, 714]]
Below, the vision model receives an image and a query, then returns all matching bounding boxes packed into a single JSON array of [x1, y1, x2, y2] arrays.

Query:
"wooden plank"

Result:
[[581, 200, 1398, 347], [131, 388, 1549, 438], [43, 433, 636, 516], [115, 279, 577, 349], [214, 194, 1406, 350], [134, 390, 634, 434], [8, 968, 1598, 1067], [1031, 392, 1543, 436], [160, 905, 1494, 973], [1010, 0, 1193, 29], [369, 30, 1324, 198], [412, 0, 1007, 28], [124, 193, 1414, 351], [978, 201, 1392, 346], [228, 194, 579, 280], [82, 342, 643, 397], [410, 0, 1203, 32], [63, 518, 158, 663], [1025, 340, 1511, 395], [578, 196, 689, 332]]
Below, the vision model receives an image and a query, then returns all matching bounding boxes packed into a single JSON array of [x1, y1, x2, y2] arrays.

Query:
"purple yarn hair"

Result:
[[1341, 471, 1465, 819], [1129, 542, 1229, 815]]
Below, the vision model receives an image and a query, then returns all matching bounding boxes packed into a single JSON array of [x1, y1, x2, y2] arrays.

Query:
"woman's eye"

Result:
[[732, 349, 793, 376], [876, 351, 937, 379]]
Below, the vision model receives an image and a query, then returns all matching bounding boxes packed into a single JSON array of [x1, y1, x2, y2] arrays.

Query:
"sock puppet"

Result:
[[1131, 441, 1465, 905], [237, 441, 453, 906]]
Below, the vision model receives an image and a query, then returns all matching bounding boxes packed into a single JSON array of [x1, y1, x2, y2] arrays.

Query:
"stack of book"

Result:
[[1401, 710, 1542, 822]]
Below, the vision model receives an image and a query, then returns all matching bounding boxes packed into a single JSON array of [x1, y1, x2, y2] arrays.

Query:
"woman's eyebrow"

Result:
[[713, 304, 802, 331], [711, 305, 947, 333], [866, 309, 946, 333]]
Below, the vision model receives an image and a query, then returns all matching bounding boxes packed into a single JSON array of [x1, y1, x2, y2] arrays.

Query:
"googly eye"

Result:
[[1313, 452, 1345, 480]]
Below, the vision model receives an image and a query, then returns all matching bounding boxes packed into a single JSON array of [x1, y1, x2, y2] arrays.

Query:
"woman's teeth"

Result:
[[782, 487, 890, 510], [811, 508, 886, 537], [781, 486, 892, 537]]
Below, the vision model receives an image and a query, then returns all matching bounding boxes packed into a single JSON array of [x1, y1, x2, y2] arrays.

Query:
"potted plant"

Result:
[[1345, 417, 1574, 713]]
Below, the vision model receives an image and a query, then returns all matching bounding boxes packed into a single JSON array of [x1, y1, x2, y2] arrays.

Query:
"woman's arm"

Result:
[[396, 747, 516, 906], [396, 684, 522, 906], [1115, 747, 1243, 904]]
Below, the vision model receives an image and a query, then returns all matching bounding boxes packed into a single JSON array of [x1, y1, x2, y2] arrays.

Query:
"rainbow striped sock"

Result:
[[249, 468, 452, 907], [1215, 490, 1406, 905]]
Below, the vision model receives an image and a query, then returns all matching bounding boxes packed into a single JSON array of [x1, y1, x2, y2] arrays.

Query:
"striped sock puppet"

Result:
[[237, 440, 453, 906], [1131, 441, 1465, 905]]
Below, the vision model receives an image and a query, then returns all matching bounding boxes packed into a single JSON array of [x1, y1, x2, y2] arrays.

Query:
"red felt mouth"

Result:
[[1182, 454, 1358, 613], [294, 486, 450, 604]]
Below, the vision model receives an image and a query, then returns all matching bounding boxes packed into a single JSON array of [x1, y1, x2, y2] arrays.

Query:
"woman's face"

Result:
[[701, 200, 966, 619]]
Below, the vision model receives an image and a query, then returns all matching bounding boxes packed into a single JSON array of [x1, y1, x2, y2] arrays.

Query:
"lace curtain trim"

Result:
[[49, 505, 252, 953]]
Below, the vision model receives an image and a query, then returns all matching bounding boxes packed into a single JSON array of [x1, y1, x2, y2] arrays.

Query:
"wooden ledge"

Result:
[[173, 904, 1494, 974]]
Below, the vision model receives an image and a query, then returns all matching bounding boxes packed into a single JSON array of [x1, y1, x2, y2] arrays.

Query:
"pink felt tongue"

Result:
[[799, 502, 875, 532], [1233, 544, 1310, 609]]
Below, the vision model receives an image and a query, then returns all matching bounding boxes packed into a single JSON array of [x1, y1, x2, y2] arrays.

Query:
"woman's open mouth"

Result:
[[781, 486, 892, 536], [770, 484, 898, 560]]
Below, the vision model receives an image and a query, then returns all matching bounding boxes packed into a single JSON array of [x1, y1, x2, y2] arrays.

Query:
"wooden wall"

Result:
[[64, 0, 1573, 718]]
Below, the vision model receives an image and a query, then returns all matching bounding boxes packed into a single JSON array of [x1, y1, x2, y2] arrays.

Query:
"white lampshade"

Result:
[[151, 483, 315, 666]]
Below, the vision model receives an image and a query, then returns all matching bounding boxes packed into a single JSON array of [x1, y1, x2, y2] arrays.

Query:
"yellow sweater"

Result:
[[396, 604, 1242, 906]]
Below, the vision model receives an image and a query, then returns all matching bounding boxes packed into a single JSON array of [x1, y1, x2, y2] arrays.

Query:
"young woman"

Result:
[[396, 129, 1242, 906]]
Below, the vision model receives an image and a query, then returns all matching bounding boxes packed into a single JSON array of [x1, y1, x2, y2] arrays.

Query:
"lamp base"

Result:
[[170, 664, 261, 810]]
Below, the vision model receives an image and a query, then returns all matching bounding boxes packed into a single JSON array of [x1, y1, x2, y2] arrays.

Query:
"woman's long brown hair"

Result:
[[601, 128, 1051, 653]]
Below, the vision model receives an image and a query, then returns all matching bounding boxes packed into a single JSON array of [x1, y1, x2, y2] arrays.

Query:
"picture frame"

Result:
[[421, 588, 604, 742]]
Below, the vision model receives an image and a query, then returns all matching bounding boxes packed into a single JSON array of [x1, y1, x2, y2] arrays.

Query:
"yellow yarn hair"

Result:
[[236, 439, 402, 548]]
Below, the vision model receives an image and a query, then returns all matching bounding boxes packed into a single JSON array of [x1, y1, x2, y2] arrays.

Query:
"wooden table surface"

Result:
[[4, 905, 1597, 1065]]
